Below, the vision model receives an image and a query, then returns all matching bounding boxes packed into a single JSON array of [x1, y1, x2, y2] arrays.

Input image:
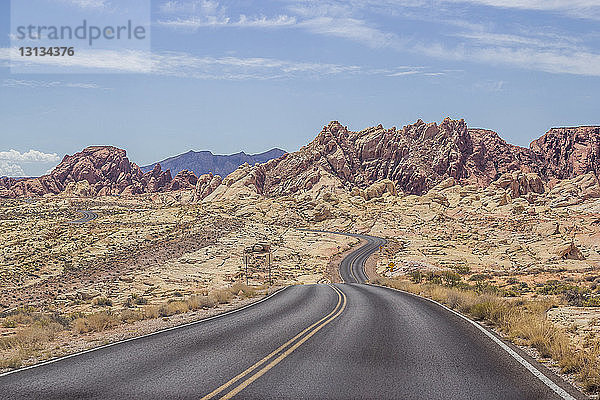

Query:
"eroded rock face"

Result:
[[142, 163, 172, 193], [531, 126, 600, 180], [546, 173, 600, 207], [193, 173, 223, 202], [489, 171, 544, 198], [1, 146, 173, 198], [3, 120, 599, 200], [168, 170, 198, 191], [211, 119, 600, 199], [209, 118, 547, 198]]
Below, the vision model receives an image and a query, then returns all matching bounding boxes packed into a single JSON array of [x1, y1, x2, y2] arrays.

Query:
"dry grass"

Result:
[[0, 282, 266, 372], [372, 277, 600, 394], [0, 319, 63, 368], [211, 289, 234, 304], [72, 312, 119, 333]]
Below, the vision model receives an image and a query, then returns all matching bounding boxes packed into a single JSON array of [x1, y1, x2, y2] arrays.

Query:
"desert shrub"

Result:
[[142, 305, 159, 319], [119, 309, 143, 323], [92, 297, 113, 307], [72, 312, 118, 333], [158, 301, 189, 317], [408, 271, 423, 283], [0, 354, 22, 369], [228, 283, 257, 298], [442, 271, 461, 287], [50, 312, 72, 328], [124, 294, 148, 308], [583, 297, 600, 307], [211, 289, 233, 304], [1, 320, 17, 328], [134, 296, 148, 305], [186, 295, 216, 310], [452, 265, 471, 275]]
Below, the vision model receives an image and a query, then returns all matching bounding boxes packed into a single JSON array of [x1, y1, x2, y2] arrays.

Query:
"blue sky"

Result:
[[1, 0, 599, 176]]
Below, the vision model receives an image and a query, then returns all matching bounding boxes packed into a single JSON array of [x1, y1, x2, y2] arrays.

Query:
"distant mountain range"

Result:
[[141, 148, 287, 178]]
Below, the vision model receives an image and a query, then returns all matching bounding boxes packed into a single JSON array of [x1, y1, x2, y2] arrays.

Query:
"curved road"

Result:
[[67, 210, 98, 224], [337, 233, 386, 283], [0, 233, 585, 399]]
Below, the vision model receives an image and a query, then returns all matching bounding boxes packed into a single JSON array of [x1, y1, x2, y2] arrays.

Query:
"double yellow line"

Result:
[[201, 285, 347, 400]]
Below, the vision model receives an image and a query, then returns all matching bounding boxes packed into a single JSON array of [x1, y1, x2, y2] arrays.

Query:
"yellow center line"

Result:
[[200, 285, 344, 400], [349, 243, 369, 283], [219, 287, 348, 399]]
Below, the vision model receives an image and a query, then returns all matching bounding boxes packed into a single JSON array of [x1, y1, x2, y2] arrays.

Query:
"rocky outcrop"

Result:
[[141, 163, 172, 193], [546, 173, 600, 207], [489, 171, 544, 198], [3, 120, 599, 200], [168, 170, 198, 191], [350, 179, 398, 200], [531, 126, 600, 180], [205, 119, 542, 197], [193, 173, 223, 201], [206, 119, 600, 199], [1, 146, 173, 198]]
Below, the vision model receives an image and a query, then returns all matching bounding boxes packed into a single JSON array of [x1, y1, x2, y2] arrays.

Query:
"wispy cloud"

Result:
[[417, 41, 600, 76], [157, 14, 297, 29], [58, 0, 109, 10], [2, 79, 106, 89], [0, 47, 440, 80], [440, 0, 600, 18], [157, 0, 399, 49], [297, 17, 400, 49]]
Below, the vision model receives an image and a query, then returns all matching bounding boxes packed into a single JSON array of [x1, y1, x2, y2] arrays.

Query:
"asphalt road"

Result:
[[337, 233, 387, 283], [0, 233, 585, 400], [67, 210, 98, 224]]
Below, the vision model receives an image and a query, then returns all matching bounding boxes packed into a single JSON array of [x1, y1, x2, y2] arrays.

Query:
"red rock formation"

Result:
[[193, 173, 223, 201], [530, 126, 600, 180], [1, 146, 173, 198], [141, 163, 172, 193], [168, 170, 198, 191], [222, 119, 528, 196], [212, 119, 599, 197]]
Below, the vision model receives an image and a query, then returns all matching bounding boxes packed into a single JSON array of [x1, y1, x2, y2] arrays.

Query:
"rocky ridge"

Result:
[[1, 119, 599, 201], [198, 119, 600, 201]]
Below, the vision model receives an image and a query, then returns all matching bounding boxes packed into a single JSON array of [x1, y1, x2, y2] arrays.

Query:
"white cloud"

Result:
[[387, 70, 420, 77], [441, 0, 600, 16], [0, 150, 60, 178], [452, 31, 581, 51], [0, 149, 61, 163], [417, 41, 600, 76], [0, 161, 25, 177], [160, 0, 220, 15]]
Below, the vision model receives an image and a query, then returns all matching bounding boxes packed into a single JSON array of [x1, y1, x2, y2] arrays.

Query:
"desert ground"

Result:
[[1, 176, 600, 393]]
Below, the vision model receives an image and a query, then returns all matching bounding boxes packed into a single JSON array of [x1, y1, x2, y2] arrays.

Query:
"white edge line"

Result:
[[371, 284, 578, 400], [0, 286, 289, 378]]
